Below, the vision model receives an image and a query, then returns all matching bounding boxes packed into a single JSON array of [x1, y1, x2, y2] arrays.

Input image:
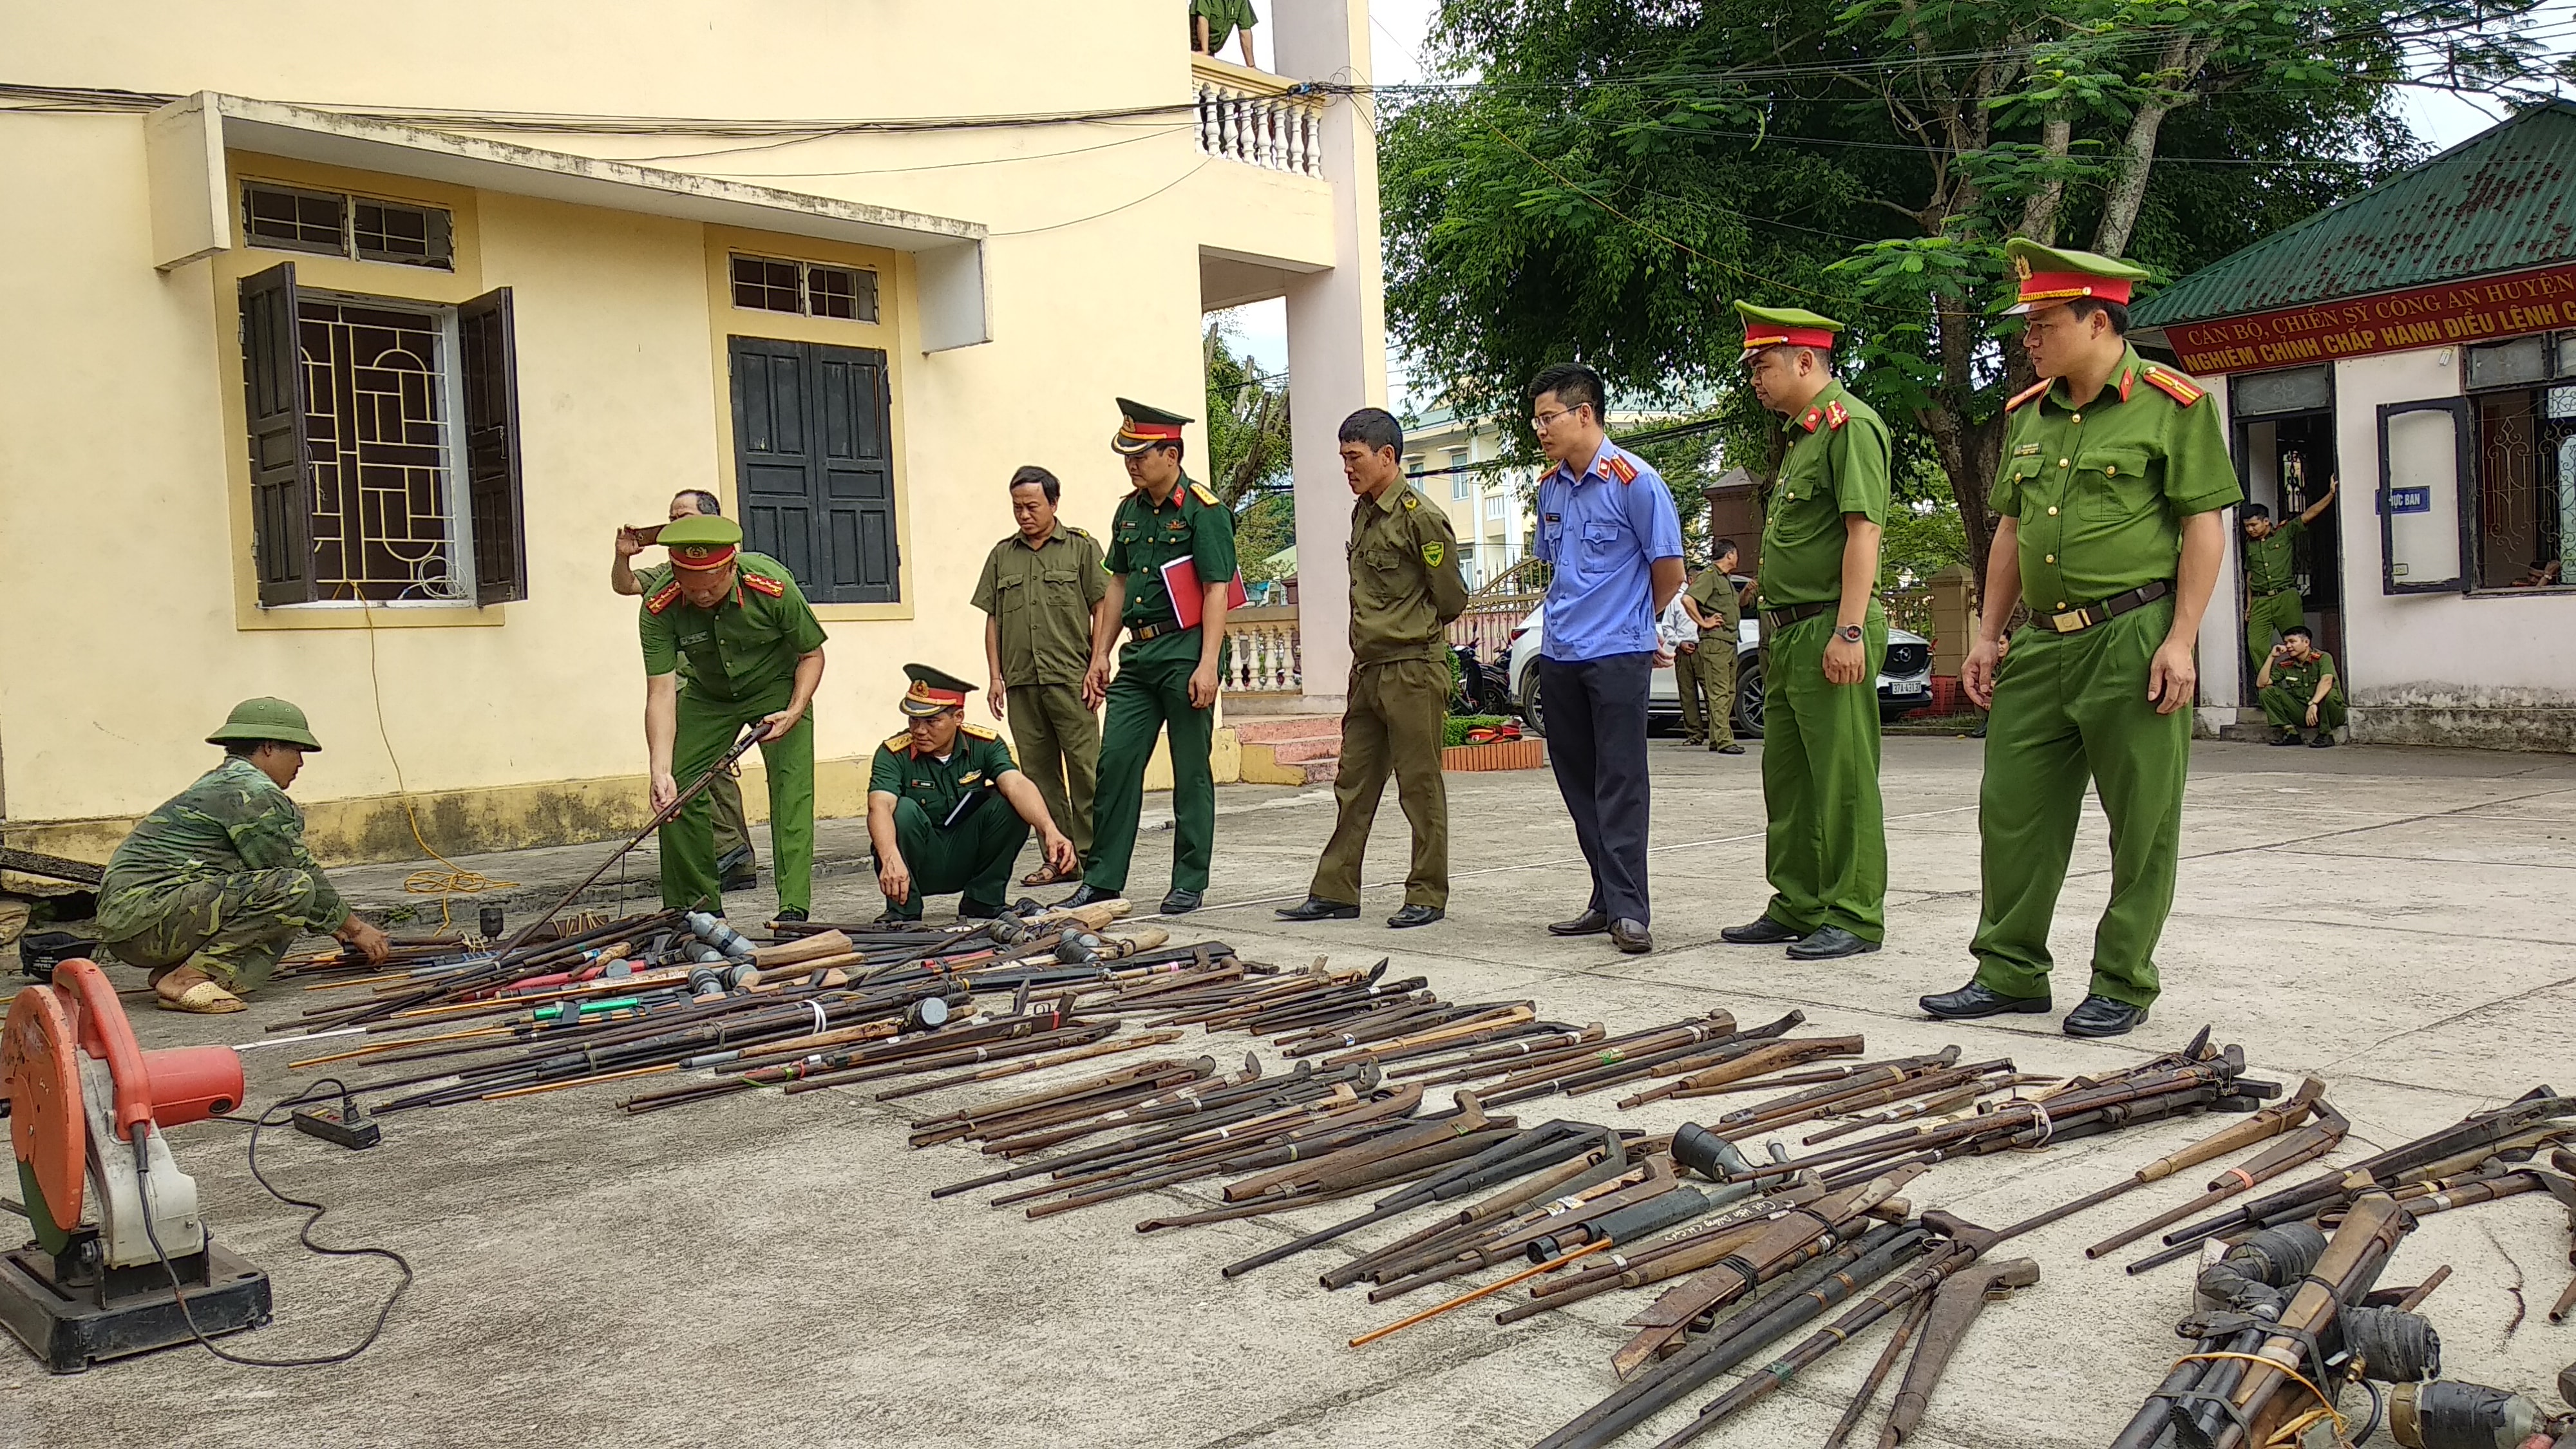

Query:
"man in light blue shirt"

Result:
[[1529, 363, 1686, 953]]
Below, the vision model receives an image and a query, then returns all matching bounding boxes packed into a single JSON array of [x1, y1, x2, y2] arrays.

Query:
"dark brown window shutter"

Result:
[[239, 261, 316, 605], [459, 287, 528, 605]]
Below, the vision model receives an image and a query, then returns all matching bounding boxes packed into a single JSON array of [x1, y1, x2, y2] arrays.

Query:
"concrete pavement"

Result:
[[8, 735, 2575, 1448]]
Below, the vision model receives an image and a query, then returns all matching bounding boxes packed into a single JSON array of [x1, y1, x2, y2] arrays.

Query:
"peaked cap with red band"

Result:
[[659, 514, 743, 571], [899, 662, 978, 717], [2003, 238, 2152, 316], [1734, 301, 1843, 361], [1111, 397, 1195, 457]]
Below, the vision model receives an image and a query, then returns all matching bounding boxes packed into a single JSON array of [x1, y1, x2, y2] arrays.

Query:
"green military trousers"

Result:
[[1008, 683, 1101, 861], [1758, 609, 1888, 942], [882, 796, 1031, 920], [1970, 600, 2191, 1009], [1085, 651, 1216, 896], [660, 690, 814, 915], [2245, 591, 2304, 674], [100, 868, 327, 994], [2261, 683, 2347, 735], [1309, 658, 1450, 909]]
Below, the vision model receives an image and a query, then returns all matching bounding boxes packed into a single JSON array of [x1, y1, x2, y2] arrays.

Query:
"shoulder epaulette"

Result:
[[1189, 483, 1220, 507], [961, 723, 999, 741], [2005, 380, 2052, 413], [739, 571, 787, 598], [1824, 400, 1850, 431], [1604, 452, 1640, 485], [883, 732, 912, 753], [2142, 365, 2207, 406], [1068, 526, 1094, 539], [645, 582, 683, 615]]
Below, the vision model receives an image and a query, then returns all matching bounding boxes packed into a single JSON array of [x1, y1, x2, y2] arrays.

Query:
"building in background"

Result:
[[2132, 100, 2576, 751], [0, 0, 1388, 862], [1404, 407, 1537, 589]]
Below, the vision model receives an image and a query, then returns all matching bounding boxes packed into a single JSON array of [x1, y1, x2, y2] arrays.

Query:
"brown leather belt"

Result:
[[2029, 580, 2172, 634], [1130, 620, 1185, 642], [1758, 601, 1830, 632]]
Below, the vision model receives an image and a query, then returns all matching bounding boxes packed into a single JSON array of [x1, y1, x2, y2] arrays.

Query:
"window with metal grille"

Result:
[[242, 182, 453, 270], [730, 254, 878, 321], [2460, 332, 2576, 592]]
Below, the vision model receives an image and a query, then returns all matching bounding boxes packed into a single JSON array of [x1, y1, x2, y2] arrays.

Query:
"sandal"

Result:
[[156, 980, 247, 1014], [1021, 864, 1077, 887]]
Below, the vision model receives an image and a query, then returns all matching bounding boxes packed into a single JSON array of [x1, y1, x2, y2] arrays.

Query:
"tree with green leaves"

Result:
[[1203, 321, 1297, 582]]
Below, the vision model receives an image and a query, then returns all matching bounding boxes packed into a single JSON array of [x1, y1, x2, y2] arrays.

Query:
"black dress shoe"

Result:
[[721, 871, 759, 893], [2269, 729, 2302, 746], [1609, 918, 1653, 954], [1160, 889, 1203, 915], [2308, 732, 2336, 748], [957, 898, 1004, 921], [2062, 994, 2150, 1038], [1387, 904, 1444, 929], [1719, 916, 1803, 945], [1918, 979, 2052, 1019], [1786, 925, 1880, 961], [1276, 896, 1360, 922], [1057, 883, 1122, 909], [773, 907, 809, 925], [1548, 909, 1610, 936]]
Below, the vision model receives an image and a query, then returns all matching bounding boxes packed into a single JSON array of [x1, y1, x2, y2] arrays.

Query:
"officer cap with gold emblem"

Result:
[[660, 514, 743, 571], [1735, 302, 1844, 361], [1111, 398, 1194, 456], [2003, 238, 2152, 316], [899, 663, 978, 717]]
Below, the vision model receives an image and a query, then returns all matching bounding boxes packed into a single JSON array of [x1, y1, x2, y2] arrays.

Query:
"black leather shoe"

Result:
[[1548, 909, 1609, 936], [1160, 889, 1203, 915], [2308, 732, 2336, 748], [1715, 743, 1745, 755], [873, 910, 919, 925], [1387, 904, 1444, 929], [1275, 896, 1360, 922], [2269, 729, 2301, 746], [1609, 918, 1653, 954], [1057, 883, 1122, 909], [957, 898, 1003, 921], [1918, 979, 2051, 1019], [1720, 916, 1803, 945], [2063, 994, 2150, 1038], [773, 907, 809, 925], [1786, 925, 1880, 961]]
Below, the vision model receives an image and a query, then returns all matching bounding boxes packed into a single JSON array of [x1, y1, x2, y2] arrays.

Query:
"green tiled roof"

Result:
[[2132, 100, 2576, 329]]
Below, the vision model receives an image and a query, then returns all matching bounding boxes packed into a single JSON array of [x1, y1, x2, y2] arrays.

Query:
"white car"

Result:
[[1506, 586, 1936, 739]]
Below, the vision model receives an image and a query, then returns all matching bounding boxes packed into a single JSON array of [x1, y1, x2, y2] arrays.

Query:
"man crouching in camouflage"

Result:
[[97, 697, 388, 1013]]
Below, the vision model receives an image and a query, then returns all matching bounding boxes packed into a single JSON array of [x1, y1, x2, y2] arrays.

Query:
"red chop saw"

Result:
[[2, 958, 271, 1372]]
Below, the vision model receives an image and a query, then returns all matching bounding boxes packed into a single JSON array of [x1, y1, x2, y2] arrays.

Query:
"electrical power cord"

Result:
[[133, 1079, 413, 1367]]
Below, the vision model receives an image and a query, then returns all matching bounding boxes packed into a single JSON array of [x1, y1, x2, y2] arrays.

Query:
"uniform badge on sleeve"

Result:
[[1422, 541, 1444, 568]]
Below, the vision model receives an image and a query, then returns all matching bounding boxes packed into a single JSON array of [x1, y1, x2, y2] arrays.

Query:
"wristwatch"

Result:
[[1836, 623, 1864, 643]]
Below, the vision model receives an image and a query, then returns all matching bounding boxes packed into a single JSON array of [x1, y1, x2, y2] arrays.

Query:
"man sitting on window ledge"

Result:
[[1191, 0, 1258, 66]]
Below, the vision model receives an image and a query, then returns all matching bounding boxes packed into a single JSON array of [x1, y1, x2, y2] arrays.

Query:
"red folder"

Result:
[[1159, 555, 1250, 630]]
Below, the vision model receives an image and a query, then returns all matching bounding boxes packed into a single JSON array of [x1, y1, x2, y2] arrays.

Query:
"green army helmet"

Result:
[[207, 696, 322, 752], [1112, 398, 1194, 456], [900, 663, 980, 717], [2003, 238, 2151, 315], [1735, 302, 1844, 361], [659, 513, 745, 571]]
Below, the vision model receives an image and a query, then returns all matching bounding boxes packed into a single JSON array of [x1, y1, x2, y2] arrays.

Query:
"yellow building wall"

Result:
[[0, 0, 1331, 861]]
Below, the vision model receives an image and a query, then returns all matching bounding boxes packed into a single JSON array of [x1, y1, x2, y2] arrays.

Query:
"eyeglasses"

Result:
[[1531, 406, 1584, 431]]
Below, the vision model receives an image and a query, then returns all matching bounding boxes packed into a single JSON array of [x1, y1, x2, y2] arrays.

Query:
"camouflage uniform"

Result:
[[96, 757, 350, 992]]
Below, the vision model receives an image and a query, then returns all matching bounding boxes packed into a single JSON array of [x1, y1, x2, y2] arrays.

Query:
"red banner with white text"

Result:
[[2161, 260, 2576, 375]]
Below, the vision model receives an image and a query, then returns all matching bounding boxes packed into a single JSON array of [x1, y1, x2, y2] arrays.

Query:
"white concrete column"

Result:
[[1276, 0, 1388, 712]]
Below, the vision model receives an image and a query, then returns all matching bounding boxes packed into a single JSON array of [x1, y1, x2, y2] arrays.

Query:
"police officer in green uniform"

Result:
[[868, 665, 1081, 920], [1060, 401, 1238, 916], [639, 515, 828, 922], [974, 465, 1112, 884], [1923, 240, 2243, 1039], [614, 488, 758, 891], [1678, 540, 1746, 753], [1718, 304, 1892, 963], [2257, 625, 2345, 746], [1276, 408, 1469, 929], [2241, 477, 2338, 674]]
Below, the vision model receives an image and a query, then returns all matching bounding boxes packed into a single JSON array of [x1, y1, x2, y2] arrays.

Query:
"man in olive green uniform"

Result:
[[98, 698, 390, 1012], [2258, 625, 2345, 746], [1924, 241, 2243, 1039], [639, 515, 828, 921], [1718, 305, 1891, 963], [1276, 408, 1470, 929], [1061, 400, 1238, 916], [2240, 477, 2338, 673], [1677, 540, 1746, 753], [974, 464, 1111, 884], [869, 665, 1081, 920], [613, 488, 757, 891]]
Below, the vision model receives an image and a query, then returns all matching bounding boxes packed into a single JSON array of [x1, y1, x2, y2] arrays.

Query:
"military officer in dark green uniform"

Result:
[[868, 665, 1081, 921], [639, 515, 828, 922], [974, 464, 1111, 884], [1923, 240, 2243, 1039], [613, 488, 757, 891], [1276, 408, 1470, 929], [1718, 304, 1892, 963], [1060, 401, 1238, 916], [2257, 625, 2345, 746], [2241, 477, 2338, 674], [1677, 539, 1745, 753]]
